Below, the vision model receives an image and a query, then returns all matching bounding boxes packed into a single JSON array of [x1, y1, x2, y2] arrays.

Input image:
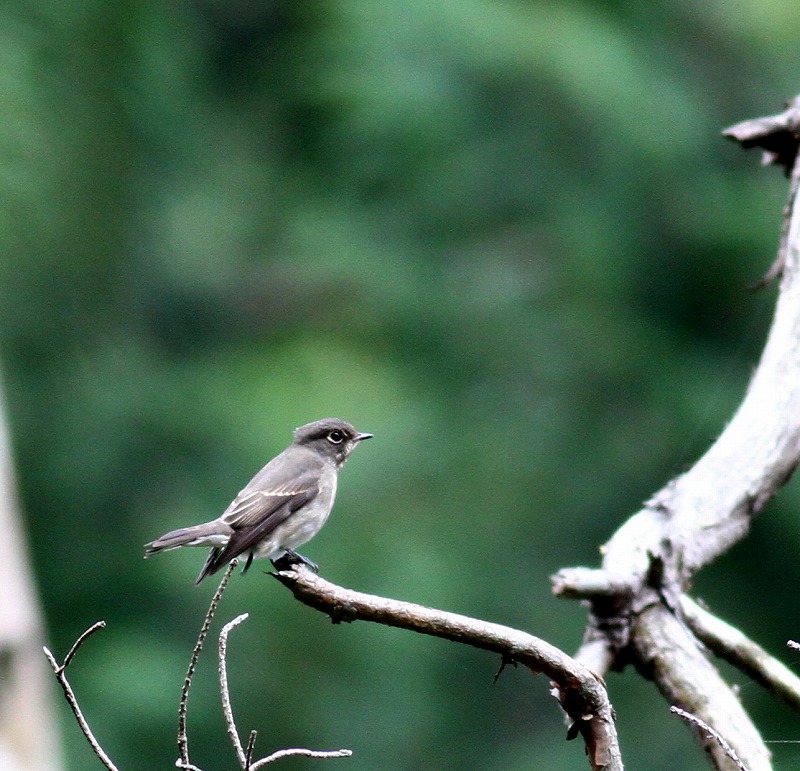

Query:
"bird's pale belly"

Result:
[[253, 483, 336, 560]]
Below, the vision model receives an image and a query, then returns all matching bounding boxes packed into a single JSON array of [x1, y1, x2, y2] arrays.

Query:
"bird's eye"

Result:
[[327, 429, 345, 444]]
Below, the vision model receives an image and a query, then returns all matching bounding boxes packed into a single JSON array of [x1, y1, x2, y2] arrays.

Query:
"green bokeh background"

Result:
[[3, 1, 800, 769]]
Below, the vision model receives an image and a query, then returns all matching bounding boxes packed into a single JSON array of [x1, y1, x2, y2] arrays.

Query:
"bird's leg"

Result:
[[271, 550, 318, 573]]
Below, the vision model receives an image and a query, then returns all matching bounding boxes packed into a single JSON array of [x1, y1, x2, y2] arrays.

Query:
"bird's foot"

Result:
[[271, 550, 318, 573]]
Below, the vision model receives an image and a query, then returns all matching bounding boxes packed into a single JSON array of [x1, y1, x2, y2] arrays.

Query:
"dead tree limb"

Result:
[[552, 96, 800, 771], [273, 566, 622, 771], [680, 596, 800, 712]]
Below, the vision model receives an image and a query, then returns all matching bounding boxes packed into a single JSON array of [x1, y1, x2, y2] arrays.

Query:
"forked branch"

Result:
[[552, 96, 800, 771], [48, 559, 351, 770], [43, 621, 119, 771], [218, 613, 352, 769]]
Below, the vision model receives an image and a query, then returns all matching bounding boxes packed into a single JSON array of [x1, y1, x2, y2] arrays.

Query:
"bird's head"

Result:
[[293, 418, 373, 466]]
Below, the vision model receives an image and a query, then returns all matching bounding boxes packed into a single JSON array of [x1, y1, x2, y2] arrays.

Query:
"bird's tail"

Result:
[[144, 521, 231, 558], [195, 546, 227, 585]]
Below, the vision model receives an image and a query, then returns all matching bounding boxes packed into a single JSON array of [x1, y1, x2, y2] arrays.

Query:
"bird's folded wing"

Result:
[[222, 480, 317, 529], [210, 480, 319, 566]]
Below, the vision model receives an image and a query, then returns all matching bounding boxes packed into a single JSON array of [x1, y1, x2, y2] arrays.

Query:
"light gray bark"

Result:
[[554, 98, 800, 771]]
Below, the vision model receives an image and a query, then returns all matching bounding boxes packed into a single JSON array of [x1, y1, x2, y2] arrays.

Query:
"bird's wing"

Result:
[[226, 485, 319, 554], [196, 449, 326, 582], [221, 446, 324, 530], [196, 483, 319, 583], [222, 481, 317, 529]]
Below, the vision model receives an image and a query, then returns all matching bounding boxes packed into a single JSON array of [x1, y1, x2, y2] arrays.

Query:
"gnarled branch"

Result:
[[273, 566, 621, 771], [553, 96, 800, 771]]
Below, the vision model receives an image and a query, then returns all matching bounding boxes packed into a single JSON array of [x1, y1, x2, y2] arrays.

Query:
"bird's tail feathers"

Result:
[[195, 547, 224, 585], [144, 522, 230, 558]]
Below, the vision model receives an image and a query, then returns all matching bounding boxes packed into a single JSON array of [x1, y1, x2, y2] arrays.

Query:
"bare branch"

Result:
[[553, 95, 800, 771], [551, 568, 633, 601], [671, 707, 747, 771], [218, 611, 352, 769], [633, 606, 767, 771], [219, 613, 249, 766], [680, 596, 800, 713], [724, 98, 800, 288], [250, 748, 353, 768], [723, 95, 800, 176], [245, 731, 257, 770], [53, 620, 106, 673], [273, 566, 621, 771], [43, 622, 119, 771], [178, 560, 237, 769], [594, 96, 800, 597]]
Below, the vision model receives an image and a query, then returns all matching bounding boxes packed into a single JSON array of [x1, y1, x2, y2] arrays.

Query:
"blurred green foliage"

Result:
[[2, 1, 800, 769]]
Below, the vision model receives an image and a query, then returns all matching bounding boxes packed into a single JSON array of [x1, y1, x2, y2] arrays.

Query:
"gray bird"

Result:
[[144, 418, 372, 584]]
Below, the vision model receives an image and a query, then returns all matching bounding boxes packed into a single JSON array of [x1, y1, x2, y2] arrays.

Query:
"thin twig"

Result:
[[250, 748, 353, 769], [218, 610, 352, 769], [178, 560, 237, 769], [219, 613, 250, 766], [59, 620, 107, 672], [671, 706, 748, 771], [245, 731, 258, 770], [43, 621, 119, 771]]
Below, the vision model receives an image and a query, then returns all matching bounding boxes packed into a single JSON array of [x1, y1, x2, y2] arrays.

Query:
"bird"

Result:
[[144, 418, 372, 584]]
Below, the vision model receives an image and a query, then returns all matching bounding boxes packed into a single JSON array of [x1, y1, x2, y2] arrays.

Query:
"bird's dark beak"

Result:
[[355, 432, 373, 442]]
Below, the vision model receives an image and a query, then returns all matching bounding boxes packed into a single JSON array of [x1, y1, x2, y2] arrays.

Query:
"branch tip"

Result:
[[670, 707, 747, 771], [44, 621, 120, 771]]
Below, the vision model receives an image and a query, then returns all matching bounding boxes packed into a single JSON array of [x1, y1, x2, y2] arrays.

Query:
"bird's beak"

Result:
[[355, 432, 373, 442]]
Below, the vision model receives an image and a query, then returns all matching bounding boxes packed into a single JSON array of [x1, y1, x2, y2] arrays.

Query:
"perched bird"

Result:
[[144, 418, 372, 584]]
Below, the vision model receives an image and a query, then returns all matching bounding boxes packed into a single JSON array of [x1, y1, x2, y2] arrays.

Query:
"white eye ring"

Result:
[[327, 429, 345, 444]]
